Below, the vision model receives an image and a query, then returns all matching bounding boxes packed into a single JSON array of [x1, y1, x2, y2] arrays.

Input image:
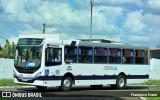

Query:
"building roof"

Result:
[[150, 48, 160, 50]]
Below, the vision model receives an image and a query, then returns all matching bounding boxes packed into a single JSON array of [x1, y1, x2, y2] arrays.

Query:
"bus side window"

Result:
[[109, 48, 121, 64], [45, 48, 62, 66], [78, 47, 93, 63], [135, 50, 145, 64], [94, 48, 108, 63], [64, 46, 77, 63], [122, 49, 134, 64]]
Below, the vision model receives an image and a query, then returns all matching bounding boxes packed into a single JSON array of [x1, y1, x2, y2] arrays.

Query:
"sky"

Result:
[[0, 0, 160, 47]]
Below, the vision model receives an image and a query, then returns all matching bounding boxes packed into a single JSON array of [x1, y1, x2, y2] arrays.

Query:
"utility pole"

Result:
[[90, 0, 94, 42], [43, 23, 46, 34]]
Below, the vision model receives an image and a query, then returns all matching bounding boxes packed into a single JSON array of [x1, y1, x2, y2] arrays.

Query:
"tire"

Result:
[[90, 85, 103, 89], [36, 86, 47, 91], [116, 75, 126, 89], [60, 77, 72, 91]]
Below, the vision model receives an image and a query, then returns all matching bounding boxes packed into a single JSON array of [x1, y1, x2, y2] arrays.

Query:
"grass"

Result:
[[145, 88, 160, 100], [0, 79, 24, 86], [141, 80, 160, 86], [139, 80, 160, 100], [130, 80, 160, 86]]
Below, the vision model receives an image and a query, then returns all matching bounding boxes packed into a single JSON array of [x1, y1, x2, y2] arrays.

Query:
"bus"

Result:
[[13, 37, 150, 91]]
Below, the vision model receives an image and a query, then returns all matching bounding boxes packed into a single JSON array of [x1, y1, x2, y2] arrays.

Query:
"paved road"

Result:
[[0, 85, 159, 100]]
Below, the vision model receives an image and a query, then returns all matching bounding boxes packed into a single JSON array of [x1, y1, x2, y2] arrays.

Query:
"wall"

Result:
[[0, 58, 14, 79], [150, 58, 160, 80]]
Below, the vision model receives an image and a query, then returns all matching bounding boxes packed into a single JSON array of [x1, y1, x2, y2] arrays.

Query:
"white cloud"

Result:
[[8, 37, 18, 44], [95, 0, 143, 7], [71, 0, 90, 10], [0, 0, 160, 48], [142, 13, 160, 27], [148, 0, 160, 10], [124, 10, 145, 33]]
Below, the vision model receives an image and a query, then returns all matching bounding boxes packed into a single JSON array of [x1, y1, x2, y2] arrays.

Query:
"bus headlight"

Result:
[[35, 72, 42, 77], [13, 70, 16, 76]]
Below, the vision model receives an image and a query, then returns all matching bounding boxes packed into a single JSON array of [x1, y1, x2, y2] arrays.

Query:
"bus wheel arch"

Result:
[[116, 72, 127, 89], [60, 72, 74, 91]]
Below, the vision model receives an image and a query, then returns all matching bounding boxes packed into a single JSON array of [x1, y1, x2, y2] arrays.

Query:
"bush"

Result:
[[0, 39, 16, 59]]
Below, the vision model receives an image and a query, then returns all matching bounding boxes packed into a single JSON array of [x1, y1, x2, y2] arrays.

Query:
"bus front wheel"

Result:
[[116, 75, 126, 89], [60, 77, 72, 91]]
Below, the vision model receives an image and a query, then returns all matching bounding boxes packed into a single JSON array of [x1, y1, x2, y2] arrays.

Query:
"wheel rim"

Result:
[[63, 79, 71, 88], [119, 78, 125, 87]]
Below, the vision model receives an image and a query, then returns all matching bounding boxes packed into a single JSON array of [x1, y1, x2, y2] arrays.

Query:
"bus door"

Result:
[[45, 46, 62, 67]]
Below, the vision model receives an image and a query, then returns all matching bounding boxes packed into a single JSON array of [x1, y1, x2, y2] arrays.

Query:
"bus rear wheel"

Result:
[[60, 77, 72, 91], [116, 75, 126, 89]]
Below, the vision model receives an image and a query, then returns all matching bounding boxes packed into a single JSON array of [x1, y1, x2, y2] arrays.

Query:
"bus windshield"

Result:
[[14, 46, 42, 68]]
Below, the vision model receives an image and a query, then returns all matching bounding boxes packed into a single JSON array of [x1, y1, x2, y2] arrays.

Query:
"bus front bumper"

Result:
[[13, 77, 44, 86]]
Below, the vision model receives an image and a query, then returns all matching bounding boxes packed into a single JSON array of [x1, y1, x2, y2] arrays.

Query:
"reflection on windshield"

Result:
[[14, 46, 41, 68]]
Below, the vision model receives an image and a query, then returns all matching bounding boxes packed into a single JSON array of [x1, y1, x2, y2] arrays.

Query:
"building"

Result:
[[149, 48, 160, 80], [150, 48, 160, 59]]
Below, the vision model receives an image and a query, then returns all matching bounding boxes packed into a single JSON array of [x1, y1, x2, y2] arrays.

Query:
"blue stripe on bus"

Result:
[[74, 75, 117, 80], [14, 74, 149, 81], [35, 76, 62, 80], [126, 75, 149, 79], [35, 75, 149, 80]]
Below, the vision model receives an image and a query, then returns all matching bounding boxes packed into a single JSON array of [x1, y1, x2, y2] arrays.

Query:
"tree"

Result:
[[0, 39, 16, 58], [0, 46, 2, 51], [11, 42, 16, 58]]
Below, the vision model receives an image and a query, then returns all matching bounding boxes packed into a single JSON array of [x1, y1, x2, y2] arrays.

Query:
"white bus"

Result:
[[13, 37, 150, 91]]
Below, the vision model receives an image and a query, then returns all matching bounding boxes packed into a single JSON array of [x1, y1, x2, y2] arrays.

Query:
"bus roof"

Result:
[[17, 35, 148, 50], [43, 38, 148, 50], [78, 41, 148, 50]]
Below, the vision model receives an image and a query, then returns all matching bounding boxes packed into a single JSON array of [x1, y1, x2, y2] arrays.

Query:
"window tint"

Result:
[[45, 48, 62, 66], [94, 48, 108, 63], [64, 46, 77, 63], [135, 50, 145, 64], [122, 49, 134, 64], [78, 47, 93, 63], [109, 48, 121, 64]]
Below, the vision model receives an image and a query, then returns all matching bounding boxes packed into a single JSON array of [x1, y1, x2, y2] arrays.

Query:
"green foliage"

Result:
[[0, 39, 16, 58], [142, 80, 160, 86], [0, 79, 24, 86], [147, 97, 160, 100], [146, 88, 160, 100]]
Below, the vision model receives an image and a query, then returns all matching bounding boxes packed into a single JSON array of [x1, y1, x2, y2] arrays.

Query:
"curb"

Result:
[[0, 86, 34, 88], [140, 97, 146, 100]]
